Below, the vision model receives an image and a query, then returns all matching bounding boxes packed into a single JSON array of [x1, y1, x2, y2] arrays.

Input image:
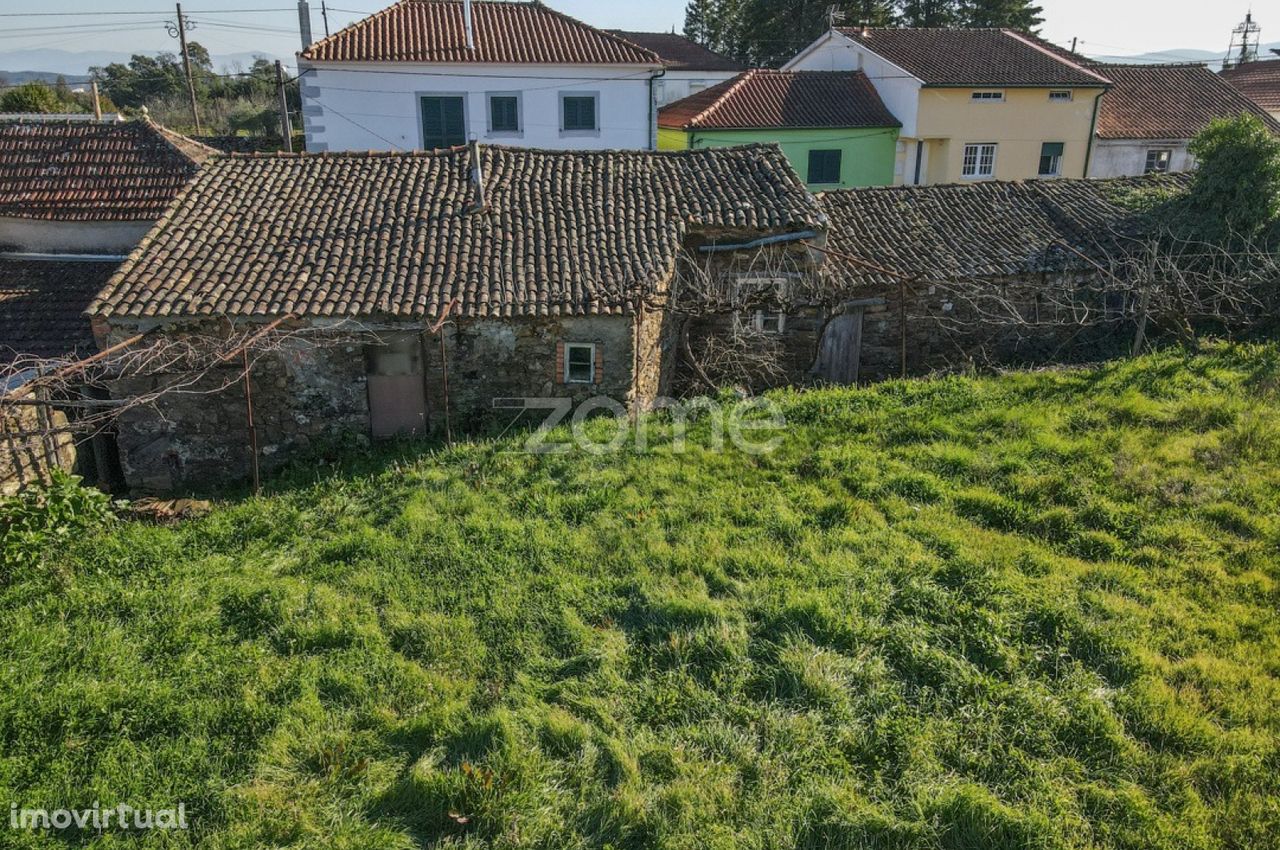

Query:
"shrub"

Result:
[[0, 472, 115, 580]]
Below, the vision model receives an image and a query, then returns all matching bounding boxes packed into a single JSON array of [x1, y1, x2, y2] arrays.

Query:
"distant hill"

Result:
[[1087, 40, 1280, 69], [0, 70, 92, 87]]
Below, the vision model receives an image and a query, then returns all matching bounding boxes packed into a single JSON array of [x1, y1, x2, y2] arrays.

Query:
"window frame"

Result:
[[418, 92, 468, 151], [1048, 90, 1073, 102], [961, 142, 998, 179], [1038, 141, 1064, 177], [807, 148, 843, 185], [753, 310, 787, 334], [563, 342, 597, 384], [559, 91, 600, 136], [486, 91, 522, 138], [970, 90, 1006, 102], [1144, 148, 1173, 174]]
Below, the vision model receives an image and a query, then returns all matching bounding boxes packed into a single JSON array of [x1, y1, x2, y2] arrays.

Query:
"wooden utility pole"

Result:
[[173, 4, 202, 133], [90, 80, 102, 120], [275, 61, 294, 153], [321, 1, 330, 37]]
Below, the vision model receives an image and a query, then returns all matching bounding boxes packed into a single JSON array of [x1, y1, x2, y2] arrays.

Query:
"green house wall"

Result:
[[658, 126, 899, 188]]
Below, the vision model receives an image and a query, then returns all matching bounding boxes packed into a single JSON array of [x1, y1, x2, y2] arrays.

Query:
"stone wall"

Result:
[[1, 390, 77, 496]]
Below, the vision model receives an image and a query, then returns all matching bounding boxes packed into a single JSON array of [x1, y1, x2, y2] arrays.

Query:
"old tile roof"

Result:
[[0, 258, 120, 363], [659, 70, 900, 131], [1095, 63, 1280, 139], [818, 174, 1189, 287], [834, 27, 1111, 87], [0, 119, 213, 222], [301, 0, 660, 65], [92, 144, 823, 320], [1219, 60, 1280, 113], [608, 31, 744, 71]]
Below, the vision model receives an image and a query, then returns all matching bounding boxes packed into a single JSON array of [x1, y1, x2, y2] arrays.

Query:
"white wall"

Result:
[[300, 62, 660, 152], [0, 218, 150, 254], [1088, 139, 1193, 178], [784, 31, 920, 138], [653, 70, 740, 107]]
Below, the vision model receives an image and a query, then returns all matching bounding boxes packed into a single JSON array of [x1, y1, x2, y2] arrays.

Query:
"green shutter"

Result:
[[421, 96, 465, 150]]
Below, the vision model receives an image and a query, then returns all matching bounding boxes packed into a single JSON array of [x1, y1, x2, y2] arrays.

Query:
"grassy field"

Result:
[[2, 343, 1280, 849]]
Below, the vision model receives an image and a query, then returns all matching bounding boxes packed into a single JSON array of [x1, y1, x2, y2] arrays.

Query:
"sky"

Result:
[[0, 0, 1271, 71]]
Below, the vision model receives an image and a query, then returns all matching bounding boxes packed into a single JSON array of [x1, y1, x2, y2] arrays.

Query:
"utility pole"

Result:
[[90, 80, 102, 121], [1070, 36, 1078, 54], [168, 4, 202, 133], [321, 1, 330, 38], [276, 60, 294, 153]]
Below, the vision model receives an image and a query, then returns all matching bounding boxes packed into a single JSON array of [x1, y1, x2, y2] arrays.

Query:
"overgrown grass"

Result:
[[2, 342, 1280, 849]]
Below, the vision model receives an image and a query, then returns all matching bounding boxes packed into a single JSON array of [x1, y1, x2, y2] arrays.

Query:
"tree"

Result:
[[0, 82, 82, 114], [898, 0, 960, 26], [961, 0, 1044, 29], [1182, 113, 1280, 247]]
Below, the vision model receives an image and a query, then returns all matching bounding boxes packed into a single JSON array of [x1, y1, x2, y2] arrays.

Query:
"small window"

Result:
[[971, 90, 1005, 102], [1049, 90, 1073, 102], [962, 143, 997, 178], [561, 94, 598, 133], [1144, 148, 1172, 174], [488, 93, 520, 134], [1039, 141, 1064, 176], [753, 311, 786, 334], [564, 343, 596, 384], [807, 149, 843, 184]]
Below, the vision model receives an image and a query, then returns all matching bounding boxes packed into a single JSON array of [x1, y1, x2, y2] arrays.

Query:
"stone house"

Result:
[[88, 143, 825, 492], [1088, 63, 1280, 178], [812, 174, 1188, 381], [0, 117, 212, 492]]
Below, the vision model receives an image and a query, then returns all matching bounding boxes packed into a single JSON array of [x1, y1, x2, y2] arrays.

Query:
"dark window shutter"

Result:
[[556, 341, 565, 384], [422, 96, 466, 149], [807, 149, 842, 184], [593, 344, 603, 385]]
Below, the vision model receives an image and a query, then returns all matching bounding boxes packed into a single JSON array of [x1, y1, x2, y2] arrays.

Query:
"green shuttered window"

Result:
[[421, 96, 465, 150]]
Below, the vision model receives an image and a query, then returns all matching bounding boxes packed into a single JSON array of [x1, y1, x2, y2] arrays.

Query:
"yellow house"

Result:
[[785, 28, 1111, 185]]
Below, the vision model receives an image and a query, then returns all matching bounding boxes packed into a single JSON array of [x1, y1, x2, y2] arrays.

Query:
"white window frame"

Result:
[[751, 310, 786, 334], [1038, 142, 1064, 177], [971, 90, 1005, 102], [559, 91, 600, 137], [1048, 90, 1073, 102], [563, 342, 597, 384], [962, 143, 998, 179], [485, 91, 523, 138], [1144, 148, 1172, 174]]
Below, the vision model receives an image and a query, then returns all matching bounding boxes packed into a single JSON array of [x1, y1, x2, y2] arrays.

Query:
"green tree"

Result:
[[961, 0, 1044, 29], [0, 81, 82, 114], [898, 0, 960, 26], [1183, 113, 1280, 247]]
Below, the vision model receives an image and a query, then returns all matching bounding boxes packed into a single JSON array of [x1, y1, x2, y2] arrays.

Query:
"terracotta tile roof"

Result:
[[608, 31, 744, 71], [0, 119, 213, 222], [92, 144, 823, 320], [301, 0, 660, 65], [1219, 59, 1280, 113], [659, 70, 900, 131], [819, 174, 1189, 286], [833, 27, 1111, 87], [1095, 63, 1280, 139], [0, 258, 120, 363]]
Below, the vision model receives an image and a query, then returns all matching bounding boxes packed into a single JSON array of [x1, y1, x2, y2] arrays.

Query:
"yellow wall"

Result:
[[915, 87, 1105, 183], [658, 127, 690, 151]]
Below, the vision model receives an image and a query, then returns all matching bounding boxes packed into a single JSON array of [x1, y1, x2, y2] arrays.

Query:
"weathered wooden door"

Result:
[[366, 335, 427, 438], [814, 308, 864, 385]]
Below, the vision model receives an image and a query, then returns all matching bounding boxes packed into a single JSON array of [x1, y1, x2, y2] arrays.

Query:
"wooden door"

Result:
[[814, 308, 864, 385]]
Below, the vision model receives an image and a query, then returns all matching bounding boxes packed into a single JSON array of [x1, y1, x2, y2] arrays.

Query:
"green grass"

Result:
[[3, 341, 1280, 849]]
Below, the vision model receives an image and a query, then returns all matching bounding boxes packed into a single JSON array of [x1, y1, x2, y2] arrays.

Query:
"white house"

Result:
[[608, 31, 744, 107], [298, 0, 666, 152], [1088, 63, 1280, 178]]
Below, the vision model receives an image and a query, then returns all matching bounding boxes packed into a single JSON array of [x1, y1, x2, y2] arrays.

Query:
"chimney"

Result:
[[463, 0, 475, 51], [468, 139, 487, 213], [298, 0, 314, 50]]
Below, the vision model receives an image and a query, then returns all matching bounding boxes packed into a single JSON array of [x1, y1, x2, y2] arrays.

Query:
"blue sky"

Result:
[[0, 0, 1266, 70]]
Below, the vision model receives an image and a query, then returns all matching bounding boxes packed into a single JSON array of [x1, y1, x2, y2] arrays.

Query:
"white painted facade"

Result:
[[785, 30, 924, 184], [652, 70, 740, 107], [300, 61, 662, 152], [1087, 139, 1194, 178]]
